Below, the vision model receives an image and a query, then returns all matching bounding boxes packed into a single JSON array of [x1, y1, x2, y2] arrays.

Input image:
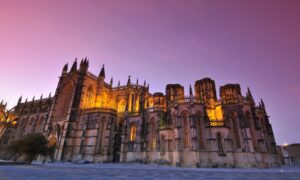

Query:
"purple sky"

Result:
[[0, 0, 299, 145]]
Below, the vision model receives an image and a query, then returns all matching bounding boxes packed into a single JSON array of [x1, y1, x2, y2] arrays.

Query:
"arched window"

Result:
[[196, 111, 204, 149], [85, 86, 94, 108], [130, 123, 137, 142], [97, 116, 107, 154], [231, 112, 241, 148], [217, 133, 224, 154], [149, 118, 157, 151]]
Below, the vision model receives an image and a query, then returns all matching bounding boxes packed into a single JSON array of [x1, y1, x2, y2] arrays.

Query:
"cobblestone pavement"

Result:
[[1, 162, 300, 180]]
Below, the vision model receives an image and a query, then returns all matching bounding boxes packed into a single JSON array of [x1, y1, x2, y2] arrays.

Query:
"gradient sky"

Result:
[[0, 0, 299, 145]]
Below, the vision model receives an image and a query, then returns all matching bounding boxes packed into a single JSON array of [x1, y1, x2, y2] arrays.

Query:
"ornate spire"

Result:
[[70, 58, 78, 72], [99, 64, 105, 78], [127, 75, 131, 86], [190, 85, 193, 96]]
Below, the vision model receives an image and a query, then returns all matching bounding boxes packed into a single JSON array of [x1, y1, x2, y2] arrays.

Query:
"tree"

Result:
[[0, 101, 17, 139], [7, 133, 50, 164]]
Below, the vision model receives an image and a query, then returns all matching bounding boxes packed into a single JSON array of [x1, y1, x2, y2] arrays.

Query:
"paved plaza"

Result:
[[0, 162, 300, 180]]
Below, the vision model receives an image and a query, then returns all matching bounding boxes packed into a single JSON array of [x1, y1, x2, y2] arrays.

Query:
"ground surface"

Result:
[[0, 162, 300, 180]]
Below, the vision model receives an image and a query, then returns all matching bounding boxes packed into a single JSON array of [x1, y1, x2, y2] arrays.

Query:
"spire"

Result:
[[40, 94, 43, 100], [25, 98, 28, 103], [48, 92, 52, 99], [110, 77, 113, 88], [189, 85, 193, 97], [144, 80, 146, 87], [62, 63, 68, 75], [136, 78, 139, 86], [127, 75, 131, 86], [70, 58, 78, 72], [260, 98, 265, 109], [79, 57, 89, 73], [0, 99, 3, 105], [118, 80, 120, 87], [246, 87, 255, 105], [147, 83, 149, 90], [247, 87, 253, 98], [99, 64, 105, 78], [18, 96, 22, 105]]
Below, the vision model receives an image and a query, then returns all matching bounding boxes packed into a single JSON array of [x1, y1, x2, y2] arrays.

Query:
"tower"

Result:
[[194, 78, 217, 108], [166, 84, 184, 105]]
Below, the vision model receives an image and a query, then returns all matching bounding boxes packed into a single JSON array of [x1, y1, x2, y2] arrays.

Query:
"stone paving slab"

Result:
[[0, 163, 300, 180]]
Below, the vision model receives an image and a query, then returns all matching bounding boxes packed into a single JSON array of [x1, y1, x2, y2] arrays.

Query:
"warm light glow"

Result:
[[130, 124, 136, 141], [117, 100, 126, 113], [207, 105, 224, 126], [206, 106, 223, 121]]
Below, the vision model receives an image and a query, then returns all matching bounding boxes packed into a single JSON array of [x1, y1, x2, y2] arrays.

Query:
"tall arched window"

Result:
[[217, 133, 224, 154], [97, 116, 107, 154], [182, 111, 190, 148], [196, 111, 204, 149], [130, 123, 137, 142], [149, 118, 157, 151], [231, 112, 241, 148]]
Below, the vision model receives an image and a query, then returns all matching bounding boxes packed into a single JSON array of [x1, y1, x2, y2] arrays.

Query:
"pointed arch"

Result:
[[129, 122, 137, 142]]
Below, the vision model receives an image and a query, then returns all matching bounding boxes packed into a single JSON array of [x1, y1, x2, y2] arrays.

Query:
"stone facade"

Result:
[[1, 59, 280, 168]]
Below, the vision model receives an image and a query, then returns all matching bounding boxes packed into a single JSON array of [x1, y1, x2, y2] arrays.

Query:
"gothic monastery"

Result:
[[0, 58, 280, 168]]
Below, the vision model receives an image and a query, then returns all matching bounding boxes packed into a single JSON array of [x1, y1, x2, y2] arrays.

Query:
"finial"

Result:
[[260, 98, 265, 108], [110, 77, 113, 87], [18, 96, 22, 104], [127, 75, 131, 86], [99, 64, 105, 78], [62, 63, 68, 74]]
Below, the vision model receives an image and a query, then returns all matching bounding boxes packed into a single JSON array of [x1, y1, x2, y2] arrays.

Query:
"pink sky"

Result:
[[0, 0, 300, 145]]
